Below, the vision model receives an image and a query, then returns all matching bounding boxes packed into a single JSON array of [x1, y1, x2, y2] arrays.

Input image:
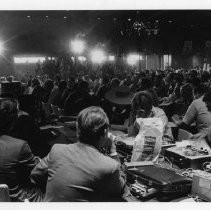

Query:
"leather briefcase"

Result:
[[127, 165, 192, 194]]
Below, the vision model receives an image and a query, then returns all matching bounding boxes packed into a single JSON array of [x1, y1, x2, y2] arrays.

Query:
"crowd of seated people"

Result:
[[17, 68, 211, 125], [0, 67, 211, 201]]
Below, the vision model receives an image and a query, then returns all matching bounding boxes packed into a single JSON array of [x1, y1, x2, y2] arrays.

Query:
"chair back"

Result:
[[178, 129, 193, 141], [0, 184, 10, 202]]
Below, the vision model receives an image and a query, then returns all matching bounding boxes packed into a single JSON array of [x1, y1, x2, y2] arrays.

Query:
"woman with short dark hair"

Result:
[[130, 91, 153, 121], [128, 91, 173, 141]]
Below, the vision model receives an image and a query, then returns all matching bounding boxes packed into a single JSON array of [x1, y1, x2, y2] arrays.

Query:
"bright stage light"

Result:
[[127, 54, 142, 65], [78, 56, 87, 62], [70, 40, 85, 54], [108, 55, 115, 61], [90, 49, 106, 64], [14, 57, 46, 64], [47, 57, 55, 60]]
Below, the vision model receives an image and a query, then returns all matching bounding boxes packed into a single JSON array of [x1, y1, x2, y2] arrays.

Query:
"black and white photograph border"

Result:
[[0, 0, 211, 210]]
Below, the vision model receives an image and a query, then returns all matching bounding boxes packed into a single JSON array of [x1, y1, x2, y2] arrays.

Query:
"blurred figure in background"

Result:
[[48, 80, 67, 107], [64, 80, 93, 116], [42, 79, 54, 103]]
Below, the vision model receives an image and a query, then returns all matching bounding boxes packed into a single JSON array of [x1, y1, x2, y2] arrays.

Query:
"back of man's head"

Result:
[[77, 80, 89, 92], [140, 77, 152, 90], [77, 106, 109, 144]]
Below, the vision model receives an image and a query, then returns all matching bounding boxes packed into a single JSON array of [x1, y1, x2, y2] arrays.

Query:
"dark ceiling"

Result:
[[1, 10, 211, 56], [1, 10, 211, 27]]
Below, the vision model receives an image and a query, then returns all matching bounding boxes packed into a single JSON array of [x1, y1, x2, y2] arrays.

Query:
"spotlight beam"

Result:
[[90, 49, 106, 64], [127, 54, 141, 65], [70, 40, 85, 54]]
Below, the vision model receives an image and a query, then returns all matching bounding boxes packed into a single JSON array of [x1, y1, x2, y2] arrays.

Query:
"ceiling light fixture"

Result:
[[122, 11, 160, 37]]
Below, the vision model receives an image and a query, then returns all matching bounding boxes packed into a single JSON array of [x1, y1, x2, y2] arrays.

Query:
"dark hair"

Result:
[[0, 98, 18, 135], [68, 77, 75, 83], [154, 74, 164, 87], [140, 77, 152, 90], [201, 72, 211, 83], [193, 84, 208, 97], [166, 72, 175, 83], [78, 80, 89, 91], [132, 91, 153, 113], [190, 77, 201, 88], [110, 78, 120, 88], [31, 78, 41, 88], [77, 106, 109, 144], [102, 76, 109, 85], [58, 80, 67, 90], [174, 73, 184, 84], [191, 70, 198, 77], [43, 79, 54, 91], [55, 75, 61, 82], [180, 83, 193, 103], [203, 90, 211, 112], [129, 91, 153, 125]]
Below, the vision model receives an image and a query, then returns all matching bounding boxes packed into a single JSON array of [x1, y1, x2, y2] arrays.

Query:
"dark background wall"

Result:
[[0, 10, 211, 75]]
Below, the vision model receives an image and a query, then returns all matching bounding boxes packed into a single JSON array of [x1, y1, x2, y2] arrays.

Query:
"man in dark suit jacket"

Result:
[[0, 98, 43, 201], [31, 106, 126, 201]]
